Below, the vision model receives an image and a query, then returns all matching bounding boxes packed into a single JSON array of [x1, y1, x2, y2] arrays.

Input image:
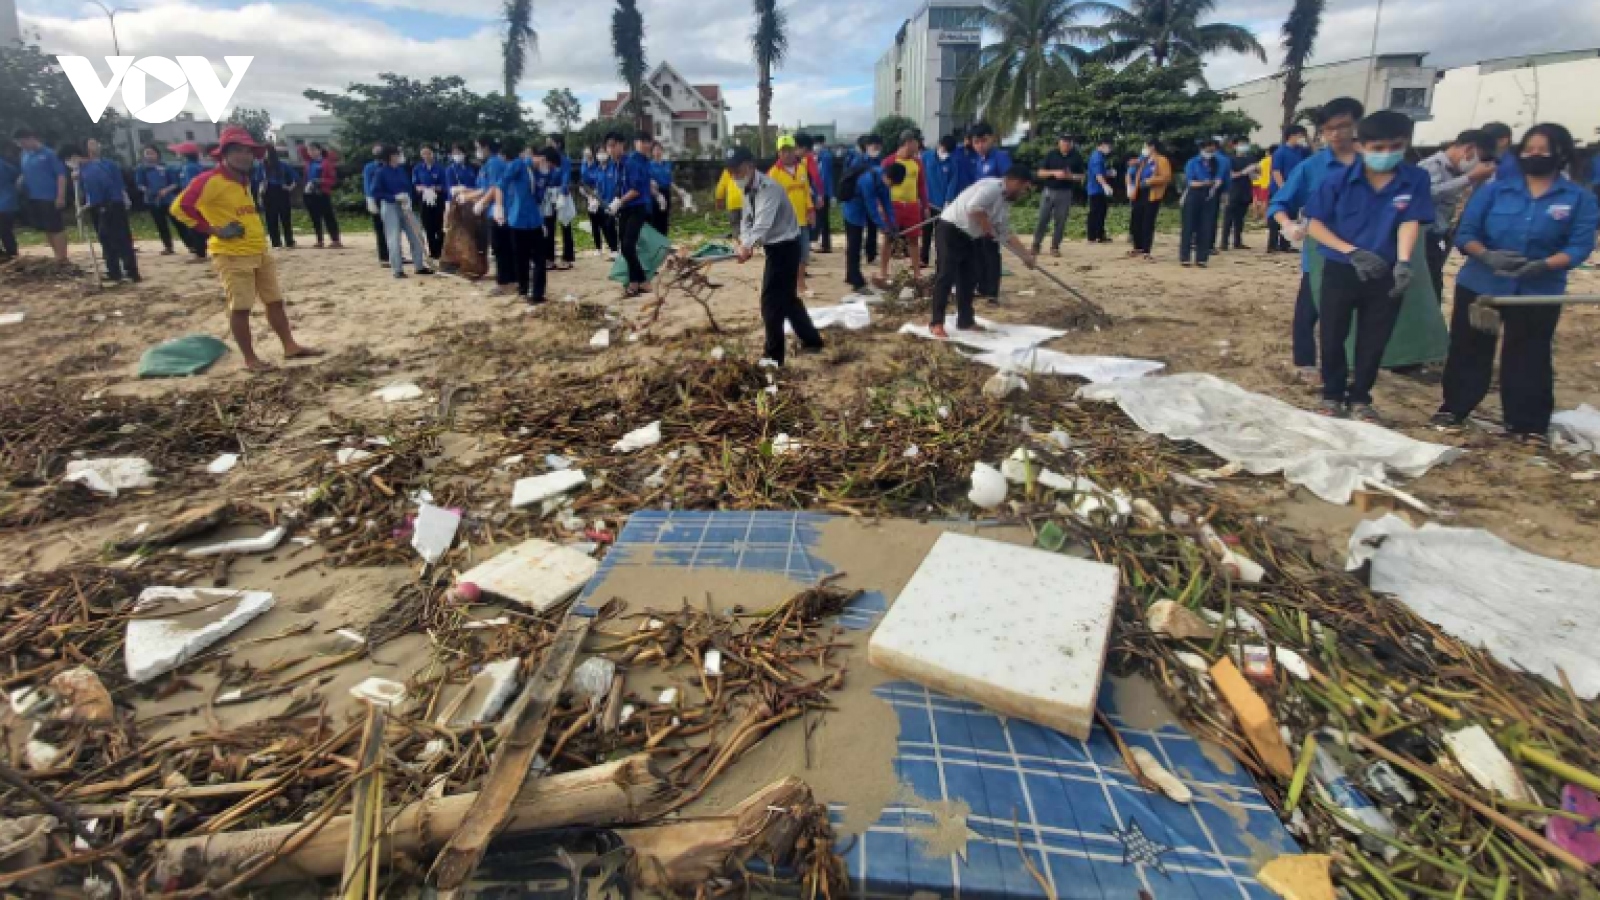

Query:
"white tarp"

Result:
[[1079, 373, 1459, 505], [793, 301, 870, 333], [1551, 404, 1600, 454], [971, 346, 1165, 384], [899, 316, 1066, 353], [1347, 514, 1600, 699]]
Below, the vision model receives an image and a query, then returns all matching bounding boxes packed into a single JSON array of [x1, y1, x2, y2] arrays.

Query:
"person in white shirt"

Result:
[[930, 169, 1037, 337], [727, 147, 825, 365]]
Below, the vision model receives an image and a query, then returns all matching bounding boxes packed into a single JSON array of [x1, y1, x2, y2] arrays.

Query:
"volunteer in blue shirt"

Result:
[[579, 146, 619, 254], [921, 136, 956, 264], [134, 145, 179, 255], [1480, 122, 1517, 178], [1220, 137, 1260, 251], [297, 142, 343, 249], [842, 161, 902, 291], [543, 135, 576, 269], [647, 140, 673, 238], [372, 145, 431, 279], [962, 122, 1011, 300], [444, 144, 477, 201], [0, 150, 18, 260], [1179, 138, 1223, 267], [1085, 138, 1114, 243], [608, 131, 655, 297], [253, 145, 299, 250], [1437, 123, 1598, 439], [1304, 110, 1434, 423], [474, 137, 515, 294], [12, 127, 69, 262], [1268, 96, 1366, 379], [361, 143, 393, 265], [495, 142, 554, 304], [1590, 149, 1600, 203], [66, 143, 139, 282], [1207, 142, 1233, 253], [1268, 126, 1310, 252], [410, 145, 447, 261], [815, 138, 836, 254]]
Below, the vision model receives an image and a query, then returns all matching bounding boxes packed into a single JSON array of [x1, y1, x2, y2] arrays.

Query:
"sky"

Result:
[[19, 0, 1600, 135]]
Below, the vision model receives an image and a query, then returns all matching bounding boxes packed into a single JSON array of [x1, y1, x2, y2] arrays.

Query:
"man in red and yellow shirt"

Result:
[[171, 127, 321, 371], [880, 129, 929, 282]]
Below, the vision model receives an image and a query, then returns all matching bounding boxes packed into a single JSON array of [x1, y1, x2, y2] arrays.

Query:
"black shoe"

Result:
[[1429, 410, 1465, 430], [393, 272, 407, 279], [416, 267, 435, 276], [1234, 243, 1250, 250], [129, 273, 143, 283]]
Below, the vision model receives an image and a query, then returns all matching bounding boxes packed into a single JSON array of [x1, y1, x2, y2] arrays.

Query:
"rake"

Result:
[[1468, 293, 1600, 334]]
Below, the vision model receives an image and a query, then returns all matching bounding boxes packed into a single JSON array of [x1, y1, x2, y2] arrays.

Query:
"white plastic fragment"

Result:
[[63, 458, 156, 497], [982, 371, 1029, 399], [613, 421, 662, 453], [183, 526, 288, 558], [544, 454, 574, 470], [410, 503, 461, 565], [0, 311, 26, 326], [1130, 746, 1193, 803], [1442, 725, 1538, 804], [1198, 523, 1266, 583], [206, 454, 239, 474], [903, 445, 920, 459], [1275, 648, 1312, 681], [455, 539, 598, 612], [451, 659, 522, 725], [348, 677, 406, 709], [772, 433, 801, 457], [511, 470, 587, 508], [125, 587, 275, 682], [335, 447, 373, 465], [657, 688, 678, 706], [710, 346, 726, 361], [589, 328, 611, 348], [703, 649, 723, 676], [570, 657, 617, 702], [967, 462, 1008, 509], [371, 382, 425, 403]]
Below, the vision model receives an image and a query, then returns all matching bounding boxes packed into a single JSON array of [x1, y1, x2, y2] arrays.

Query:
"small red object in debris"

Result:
[[452, 581, 482, 603], [1221, 533, 1241, 546], [1548, 784, 1600, 864], [1240, 645, 1275, 683], [585, 529, 614, 544]]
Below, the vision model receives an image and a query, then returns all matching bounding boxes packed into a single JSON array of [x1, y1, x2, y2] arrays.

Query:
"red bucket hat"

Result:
[[212, 126, 267, 159], [167, 141, 200, 155]]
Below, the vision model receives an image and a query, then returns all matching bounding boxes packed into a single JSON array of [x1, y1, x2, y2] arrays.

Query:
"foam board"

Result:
[[457, 539, 598, 612]]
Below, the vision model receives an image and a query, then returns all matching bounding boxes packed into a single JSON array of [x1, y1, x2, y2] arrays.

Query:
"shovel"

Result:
[[1469, 294, 1600, 335]]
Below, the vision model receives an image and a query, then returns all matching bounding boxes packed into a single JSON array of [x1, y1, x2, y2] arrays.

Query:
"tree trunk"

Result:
[[1281, 71, 1304, 134], [758, 62, 772, 158]]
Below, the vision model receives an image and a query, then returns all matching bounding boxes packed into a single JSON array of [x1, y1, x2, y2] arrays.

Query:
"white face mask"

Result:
[[937, 149, 949, 160], [597, 152, 610, 163], [1201, 150, 1216, 159], [397, 154, 407, 164], [451, 152, 465, 164], [1140, 148, 1151, 158], [1458, 152, 1477, 170], [475, 149, 487, 161]]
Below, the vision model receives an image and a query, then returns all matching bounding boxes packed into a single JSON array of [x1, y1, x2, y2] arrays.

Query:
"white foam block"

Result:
[[511, 470, 587, 508], [457, 539, 599, 612], [868, 533, 1119, 739], [125, 587, 275, 683]]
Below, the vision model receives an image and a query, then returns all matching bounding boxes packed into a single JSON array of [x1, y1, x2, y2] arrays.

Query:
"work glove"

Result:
[[587, 198, 600, 214], [493, 207, 506, 226], [366, 197, 378, 215], [215, 221, 246, 240], [607, 198, 623, 217], [1389, 260, 1413, 299], [1509, 259, 1550, 280], [1348, 249, 1389, 282], [422, 187, 438, 206], [450, 185, 467, 199], [1478, 249, 1529, 274]]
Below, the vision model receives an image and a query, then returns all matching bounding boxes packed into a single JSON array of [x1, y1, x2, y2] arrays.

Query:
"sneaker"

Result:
[[1180, 261, 1192, 267], [416, 267, 435, 276], [1295, 366, 1321, 385], [1196, 262, 1207, 269], [1429, 410, 1465, 430], [1349, 404, 1383, 425], [160, 249, 175, 256], [393, 272, 407, 279], [1317, 398, 1347, 418]]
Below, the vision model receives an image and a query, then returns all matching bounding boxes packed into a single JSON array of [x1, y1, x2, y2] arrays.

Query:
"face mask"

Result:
[[1518, 154, 1561, 177], [1201, 150, 1216, 159], [867, 148, 881, 158], [937, 149, 949, 160], [397, 154, 407, 164], [1140, 148, 1151, 158], [1364, 150, 1403, 173], [597, 152, 610, 162], [451, 152, 465, 164], [1236, 144, 1252, 154], [475, 149, 487, 161]]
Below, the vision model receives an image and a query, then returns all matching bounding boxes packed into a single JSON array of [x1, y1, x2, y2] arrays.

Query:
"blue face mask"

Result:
[[1364, 150, 1403, 172]]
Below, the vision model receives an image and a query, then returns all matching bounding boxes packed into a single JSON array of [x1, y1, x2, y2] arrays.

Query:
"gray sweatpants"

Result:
[[1033, 188, 1073, 251]]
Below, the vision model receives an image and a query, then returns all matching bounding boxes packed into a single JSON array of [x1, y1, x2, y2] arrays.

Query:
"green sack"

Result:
[[138, 335, 229, 378], [692, 242, 736, 260], [607, 224, 672, 284], [1309, 232, 1449, 368]]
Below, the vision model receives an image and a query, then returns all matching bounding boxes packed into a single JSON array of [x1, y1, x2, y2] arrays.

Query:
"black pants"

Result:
[[1442, 284, 1563, 434], [977, 236, 1001, 298], [650, 192, 671, 237], [491, 222, 514, 285], [619, 206, 648, 284], [0, 211, 17, 257], [588, 211, 618, 252], [1129, 189, 1160, 254], [146, 203, 174, 252], [1179, 192, 1216, 264], [92, 202, 139, 280], [510, 226, 549, 300], [1320, 260, 1401, 405], [865, 220, 878, 263], [371, 212, 389, 262], [920, 205, 939, 265], [543, 215, 575, 264], [176, 218, 207, 259], [1086, 194, 1109, 241], [1267, 216, 1293, 252], [759, 238, 822, 364], [420, 201, 444, 259], [845, 221, 869, 289], [1424, 232, 1449, 304], [931, 221, 980, 329], [262, 185, 295, 248], [816, 197, 833, 252], [304, 192, 340, 243], [1292, 271, 1318, 368], [1223, 198, 1250, 248]]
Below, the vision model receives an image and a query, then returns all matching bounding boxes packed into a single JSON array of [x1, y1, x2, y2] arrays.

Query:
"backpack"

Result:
[[836, 162, 876, 203]]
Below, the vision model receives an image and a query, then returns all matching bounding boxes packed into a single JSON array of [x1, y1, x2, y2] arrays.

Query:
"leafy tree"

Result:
[[0, 42, 119, 149], [1278, 0, 1325, 134], [227, 107, 273, 142], [611, 0, 648, 131], [872, 114, 921, 142], [1093, 0, 1265, 70], [572, 117, 637, 154], [957, 0, 1114, 138], [1023, 61, 1256, 172], [751, 0, 788, 158], [542, 88, 582, 138], [304, 73, 527, 153], [733, 123, 780, 150], [502, 0, 537, 98]]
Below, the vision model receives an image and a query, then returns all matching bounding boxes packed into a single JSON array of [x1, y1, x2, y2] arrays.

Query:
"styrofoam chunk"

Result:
[[349, 678, 406, 709], [704, 649, 723, 676], [371, 382, 424, 403], [63, 458, 156, 497], [206, 453, 239, 474], [125, 587, 274, 682], [336, 447, 374, 465], [1443, 725, 1537, 803], [511, 470, 587, 509], [411, 503, 462, 565], [183, 526, 287, 558], [451, 659, 521, 725], [613, 421, 662, 453], [456, 538, 599, 612], [869, 534, 1120, 739]]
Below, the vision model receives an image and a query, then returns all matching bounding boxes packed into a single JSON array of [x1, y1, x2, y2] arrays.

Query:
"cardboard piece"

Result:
[[456, 539, 599, 612], [125, 587, 275, 682], [1210, 657, 1294, 778], [868, 533, 1119, 739], [1257, 854, 1336, 900]]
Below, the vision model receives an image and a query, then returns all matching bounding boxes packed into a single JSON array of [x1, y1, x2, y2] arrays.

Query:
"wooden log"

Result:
[[624, 776, 814, 896], [151, 754, 674, 888]]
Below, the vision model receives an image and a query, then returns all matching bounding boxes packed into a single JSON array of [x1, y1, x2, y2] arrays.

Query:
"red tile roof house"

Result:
[[599, 62, 731, 152]]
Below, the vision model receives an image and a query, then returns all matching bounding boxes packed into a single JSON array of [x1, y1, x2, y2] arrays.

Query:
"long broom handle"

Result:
[[1479, 294, 1600, 307], [998, 240, 1108, 313]]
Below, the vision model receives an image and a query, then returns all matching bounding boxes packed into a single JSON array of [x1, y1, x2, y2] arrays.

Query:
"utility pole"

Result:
[[1362, 0, 1385, 111], [84, 1, 138, 161]]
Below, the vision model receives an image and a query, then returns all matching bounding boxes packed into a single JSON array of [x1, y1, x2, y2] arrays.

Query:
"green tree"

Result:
[[1093, 0, 1265, 70], [751, 0, 789, 158], [227, 107, 273, 143], [611, 0, 648, 132], [304, 73, 526, 153], [1023, 60, 1256, 170], [571, 117, 636, 154], [872, 114, 921, 142], [542, 88, 582, 138], [1278, 0, 1325, 134], [957, 0, 1114, 138], [501, 0, 537, 99], [0, 42, 119, 149]]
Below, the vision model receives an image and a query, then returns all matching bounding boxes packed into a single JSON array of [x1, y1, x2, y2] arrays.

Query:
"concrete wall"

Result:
[[1415, 53, 1600, 148], [1226, 56, 1437, 145]]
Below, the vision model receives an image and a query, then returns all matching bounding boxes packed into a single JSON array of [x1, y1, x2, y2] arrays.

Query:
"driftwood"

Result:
[[151, 754, 674, 887], [623, 776, 813, 895]]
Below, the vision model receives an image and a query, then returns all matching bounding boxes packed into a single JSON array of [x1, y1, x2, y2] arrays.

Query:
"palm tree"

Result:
[[1093, 0, 1265, 69], [957, 0, 1116, 138], [751, 0, 789, 158], [501, 0, 537, 99], [1278, 0, 1325, 133], [611, 0, 648, 132]]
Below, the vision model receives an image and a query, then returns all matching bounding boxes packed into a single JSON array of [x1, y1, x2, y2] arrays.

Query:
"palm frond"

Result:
[[750, 0, 789, 68], [501, 0, 536, 97]]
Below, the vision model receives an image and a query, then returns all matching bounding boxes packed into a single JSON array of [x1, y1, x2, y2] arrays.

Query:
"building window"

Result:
[[137, 128, 154, 146], [928, 6, 984, 30], [711, 124, 719, 140], [663, 84, 672, 99], [1389, 87, 1427, 110], [185, 130, 195, 140]]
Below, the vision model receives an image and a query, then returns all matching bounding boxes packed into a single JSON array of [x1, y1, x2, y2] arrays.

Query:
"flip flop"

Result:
[[283, 347, 326, 360]]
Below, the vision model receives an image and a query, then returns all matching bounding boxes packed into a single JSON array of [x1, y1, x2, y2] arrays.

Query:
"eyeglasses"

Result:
[[1321, 122, 1355, 135]]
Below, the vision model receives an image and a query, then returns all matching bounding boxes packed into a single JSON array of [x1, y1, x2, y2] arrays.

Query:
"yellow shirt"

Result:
[[890, 155, 921, 204], [768, 162, 813, 222], [1254, 154, 1273, 190], [715, 169, 744, 210], [169, 167, 267, 257]]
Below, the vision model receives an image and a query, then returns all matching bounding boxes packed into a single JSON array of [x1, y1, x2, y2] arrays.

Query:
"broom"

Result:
[[1468, 294, 1600, 335]]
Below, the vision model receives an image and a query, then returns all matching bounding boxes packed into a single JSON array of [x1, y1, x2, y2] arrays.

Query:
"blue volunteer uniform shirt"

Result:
[[1183, 155, 1222, 191], [1589, 154, 1600, 188], [362, 158, 390, 198], [79, 158, 124, 206], [1268, 148, 1356, 273], [1213, 153, 1233, 191], [922, 148, 954, 207], [371, 163, 412, 200], [1305, 158, 1435, 265], [551, 152, 571, 194], [178, 160, 205, 190], [135, 162, 172, 207], [412, 159, 446, 193], [621, 151, 653, 211], [444, 160, 476, 194], [842, 169, 891, 230], [0, 158, 19, 213], [817, 149, 835, 201], [1455, 173, 1598, 297], [1269, 144, 1307, 195], [21, 147, 68, 202], [648, 158, 672, 191], [498, 159, 548, 229], [1086, 150, 1109, 197]]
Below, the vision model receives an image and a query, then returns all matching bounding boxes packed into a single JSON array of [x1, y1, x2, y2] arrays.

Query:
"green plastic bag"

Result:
[[607, 224, 672, 284], [1309, 232, 1449, 368], [692, 242, 736, 260], [138, 335, 229, 378]]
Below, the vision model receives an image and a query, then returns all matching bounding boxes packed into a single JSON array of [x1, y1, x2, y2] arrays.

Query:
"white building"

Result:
[[112, 112, 222, 161], [598, 63, 729, 151], [1, 0, 18, 46], [1224, 53, 1438, 145], [278, 115, 346, 155], [873, 0, 984, 141], [1414, 49, 1600, 148]]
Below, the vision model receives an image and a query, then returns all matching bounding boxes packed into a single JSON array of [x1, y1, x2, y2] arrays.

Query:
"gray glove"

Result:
[[1389, 260, 1413, 299], [1477, 249, 1528, 274], [1509, 259, 1550, 280], [215, 221, 246, 240], [1349, 249, 1389, 281]]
